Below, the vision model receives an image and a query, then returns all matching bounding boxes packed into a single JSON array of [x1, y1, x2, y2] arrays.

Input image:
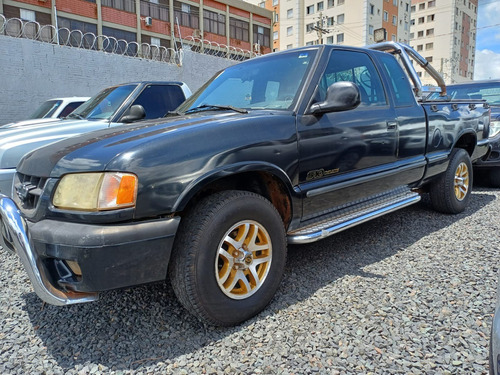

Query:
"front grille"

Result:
[[14, 172, 48, 210]]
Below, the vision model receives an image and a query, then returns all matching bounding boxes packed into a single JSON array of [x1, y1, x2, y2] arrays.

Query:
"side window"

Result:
[[378, 53, 416, 106], [133, 85, 186, 119], [318, 50, 387, 107], [58, 101, 86, 118]]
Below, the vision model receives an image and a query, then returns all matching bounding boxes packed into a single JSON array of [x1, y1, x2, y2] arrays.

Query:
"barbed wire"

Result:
[[0, 15, 259, 64]]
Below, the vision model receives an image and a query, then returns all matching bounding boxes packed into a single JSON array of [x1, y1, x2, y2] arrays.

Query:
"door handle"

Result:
[[387, 121, 398, 129]]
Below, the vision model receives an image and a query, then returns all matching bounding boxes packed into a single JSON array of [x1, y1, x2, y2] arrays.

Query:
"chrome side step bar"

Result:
[[288, 188, 421, 244]]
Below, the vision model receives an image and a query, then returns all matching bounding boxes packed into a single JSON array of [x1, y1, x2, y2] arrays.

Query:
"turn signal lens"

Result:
[[98, 173, 138, 209], [53, 172, 138, 211]]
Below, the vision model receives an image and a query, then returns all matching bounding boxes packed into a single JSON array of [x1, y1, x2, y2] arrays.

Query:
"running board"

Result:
[[287, 187, 421, 244]]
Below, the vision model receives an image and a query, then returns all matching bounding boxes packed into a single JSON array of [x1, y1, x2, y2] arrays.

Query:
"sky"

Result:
[[474, 0, 500, 80]]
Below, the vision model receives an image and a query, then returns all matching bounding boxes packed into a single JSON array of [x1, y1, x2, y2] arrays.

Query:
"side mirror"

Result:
[[309, 81, 361, 115], [121, 105, 146, 123]]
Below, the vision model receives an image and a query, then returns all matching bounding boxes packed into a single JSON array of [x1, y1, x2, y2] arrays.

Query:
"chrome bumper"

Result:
[[0, 193, 98, 305]]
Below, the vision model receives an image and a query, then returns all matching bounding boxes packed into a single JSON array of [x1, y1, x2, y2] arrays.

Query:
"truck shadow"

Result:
[[22, 190, 496, 372]]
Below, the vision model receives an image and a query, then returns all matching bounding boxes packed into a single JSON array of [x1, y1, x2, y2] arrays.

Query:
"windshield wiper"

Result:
[[165, 110, 184, 117], [65, 113, 85, 120], [185, 104, 248, 114]]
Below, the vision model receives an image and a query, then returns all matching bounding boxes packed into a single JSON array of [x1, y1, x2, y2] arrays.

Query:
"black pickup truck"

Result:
[[0, 42, 490, 326]]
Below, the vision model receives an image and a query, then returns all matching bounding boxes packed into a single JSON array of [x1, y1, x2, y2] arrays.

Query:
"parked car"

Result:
[[2, 97, 90, 128], [0, 42, 490, 326], [0, 81, 191, 197], [491, 273, 500, 375], [428, 80, 500, 186]]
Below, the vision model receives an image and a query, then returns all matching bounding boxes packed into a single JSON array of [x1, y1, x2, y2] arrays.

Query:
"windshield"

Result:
[[29, 100, 63, 119], [178, 50, 317, 112], [428, 82, 500, 105], [70, 85, 136, 120]]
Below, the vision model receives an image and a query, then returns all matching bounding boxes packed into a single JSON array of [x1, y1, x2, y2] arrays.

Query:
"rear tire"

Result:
[[429, 148, 472, 214], [169, 190, 287, 326]]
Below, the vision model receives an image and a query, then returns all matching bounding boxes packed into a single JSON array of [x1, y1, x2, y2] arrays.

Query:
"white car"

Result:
[[2, 97, 90, 128]]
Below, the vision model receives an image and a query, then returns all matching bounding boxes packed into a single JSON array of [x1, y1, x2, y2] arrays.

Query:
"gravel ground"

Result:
[[0, 188, 498, 375]]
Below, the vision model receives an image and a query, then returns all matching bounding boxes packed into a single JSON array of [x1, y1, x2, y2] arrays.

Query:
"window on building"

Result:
[[383, 11, 388, 22], [306, 23, 314, 32], [273, 0, 278, 5], [404, 21, 408, 30], [306, 5, 314, 14], [417, 30, 423, 38], [287, 8, 293, 18], [425, 42, 433, 50], [370, 4, 374, 14], [259, 2, 265, 8], [327, 36, 333, 44], [273, 31, 279, 41], [419, 3, 425, 10], [392, 34, 396, 41], [58, 16, 98, 48], [150, 36, 161, 46], [287, 26, 293, 36], [327, 17, 334, 26], [230, 18, 249, 42], [392, 15, 397, 25], [425, 56, 433, 62], [418, 17, 424, 24], [428, 0, 435, 7], [369, 25, 374, 35], [203, 10, 225, 36], [336, 33, 344, 43], [174, 1, 199, 28], [286, 44, 293, 49], [411, 5, 415, 12], [254, 25, 270, 47], [317, 1, 324, 11], [102, 26, 137, 53], [328, 0, 334, 7], [411, 19, 415, 25], [306, 41, 315, 46], [417, 44, 423, 51], [20, 9, 36, 21], [427, 14, 435, 22], [337, 14, 344, 24], [338, 0, 344, 5], [409, 32, 414, 38], [102, 0, 136, 13], [426, 28, 434, 36], [140, 1, 169, 22]]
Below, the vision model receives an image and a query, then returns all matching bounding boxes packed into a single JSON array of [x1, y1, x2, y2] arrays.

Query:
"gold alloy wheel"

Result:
[[454, 161, 469, 201], [215, 220, 272, 300]]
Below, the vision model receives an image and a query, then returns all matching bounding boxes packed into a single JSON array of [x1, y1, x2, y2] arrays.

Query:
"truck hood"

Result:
[[0, 119, 110, 169], [1, 118, 63, 128], [17, 111, 290, 177]]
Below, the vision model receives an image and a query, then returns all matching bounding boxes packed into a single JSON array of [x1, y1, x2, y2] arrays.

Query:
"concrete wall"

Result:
[[0, 35, 236, 125]]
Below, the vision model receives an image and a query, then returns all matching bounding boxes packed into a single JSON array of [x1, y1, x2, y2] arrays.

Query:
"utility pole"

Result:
[[312, 12, 330, 44]]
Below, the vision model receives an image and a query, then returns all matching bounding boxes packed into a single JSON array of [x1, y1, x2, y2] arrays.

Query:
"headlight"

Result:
[[490, 120, 500, 138], [53, 172, 138, 211]]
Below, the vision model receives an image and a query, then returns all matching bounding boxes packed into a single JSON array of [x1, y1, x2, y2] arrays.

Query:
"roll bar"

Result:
[[367, 41, 447, 97]]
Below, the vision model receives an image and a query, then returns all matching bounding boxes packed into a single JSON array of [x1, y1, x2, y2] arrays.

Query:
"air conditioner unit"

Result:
[[145, 17, 153, 26]]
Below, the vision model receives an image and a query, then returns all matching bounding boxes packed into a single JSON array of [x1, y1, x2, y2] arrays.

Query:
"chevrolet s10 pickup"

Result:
[[0, 42, 491, 326]]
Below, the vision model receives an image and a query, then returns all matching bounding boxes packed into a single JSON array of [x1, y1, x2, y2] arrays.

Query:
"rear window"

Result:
[[437, 83, 500, 105]]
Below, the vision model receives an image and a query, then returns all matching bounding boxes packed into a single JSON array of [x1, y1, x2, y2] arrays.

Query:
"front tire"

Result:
[[169, 190, 287, 326], [429, 148, 472, 214]]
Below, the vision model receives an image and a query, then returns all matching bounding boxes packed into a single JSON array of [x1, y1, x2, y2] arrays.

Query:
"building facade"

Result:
[[0, 0, 273, 55], [409, 0, 477, 84], [248, 0, 411, 51]]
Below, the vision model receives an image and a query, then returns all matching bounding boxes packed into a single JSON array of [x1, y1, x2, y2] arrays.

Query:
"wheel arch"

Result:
[[173, 163, 296, 229], [454, 131, 477, 156]]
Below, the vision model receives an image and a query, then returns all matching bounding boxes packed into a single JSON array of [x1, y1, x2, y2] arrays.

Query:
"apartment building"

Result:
[[410, 0, 477, 84], [0, 0, 273, 55], [247, 0, 410, 51]]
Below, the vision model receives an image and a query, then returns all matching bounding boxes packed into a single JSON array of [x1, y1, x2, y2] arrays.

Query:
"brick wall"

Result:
[[0, 35, 236, 125]]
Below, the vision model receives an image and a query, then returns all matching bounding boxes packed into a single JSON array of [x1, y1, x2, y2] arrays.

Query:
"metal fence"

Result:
[[0, 15, 258, 65]]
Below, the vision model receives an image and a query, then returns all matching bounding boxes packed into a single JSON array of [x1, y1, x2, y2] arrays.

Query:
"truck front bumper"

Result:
[[0, 193, 180, 306]]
